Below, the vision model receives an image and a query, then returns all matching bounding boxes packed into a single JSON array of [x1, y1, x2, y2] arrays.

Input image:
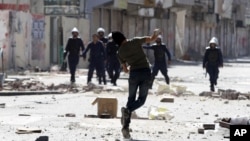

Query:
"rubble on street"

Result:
[[199, 89, 250, 100]]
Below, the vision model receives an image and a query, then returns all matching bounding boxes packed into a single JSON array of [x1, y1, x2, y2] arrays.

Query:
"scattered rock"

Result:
[[247, 104, 250, 107], [204, 113, 209, 115], [203, 124, 215, 130], [200, 89, 249, 100], [198, 128, 204, 134], [199, 91, 212, 97], [224, 101, 229, 104], [0, 103, 5, 108], [106, 133, 112, 136], [215, 114, 219, 117], [65, 113, 76, 117], [18, 114, 31, 116], [221, 89, 239, 100], [158, 131, 164, 134], [160, 98, 174, 103]]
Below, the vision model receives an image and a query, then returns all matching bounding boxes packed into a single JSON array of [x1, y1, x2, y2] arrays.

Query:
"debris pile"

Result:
[[199, 89, 250, 100], [0, 79, 80, 93]]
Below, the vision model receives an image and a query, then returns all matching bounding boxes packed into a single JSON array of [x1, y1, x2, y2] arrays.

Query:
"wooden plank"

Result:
[[16, 128, 42, 134]]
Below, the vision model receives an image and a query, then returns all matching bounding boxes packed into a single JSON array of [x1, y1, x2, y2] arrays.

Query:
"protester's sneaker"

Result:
[[121, 107, 130, 127], [165, 76, 170, 85], [122, 127, 131, 139]]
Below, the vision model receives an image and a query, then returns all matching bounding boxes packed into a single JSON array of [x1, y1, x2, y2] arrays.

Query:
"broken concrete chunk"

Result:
[[65, 113, 76, 117], [219, 121, 231, 129], [0, 103, 5, 108], [238, 95, 248, 100], [203, 124, 215, 130], [160, 98, 174, 103], [199, 91, 212, 97], [18, 114, 31, 116], [198, 128, 204, 134]]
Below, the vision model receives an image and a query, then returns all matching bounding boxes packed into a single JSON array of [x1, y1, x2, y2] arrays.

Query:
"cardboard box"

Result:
[[92, 97, 118, 118]]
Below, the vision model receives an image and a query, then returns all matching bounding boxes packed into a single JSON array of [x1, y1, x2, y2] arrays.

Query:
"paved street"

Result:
[[0, 61, 250, 141]]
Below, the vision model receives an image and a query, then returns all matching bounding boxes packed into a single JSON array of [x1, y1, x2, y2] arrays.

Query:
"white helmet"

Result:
[[209, 37, 218, 45], [71, 27, 79, 33], [97, 27, 105, 33], [108, 33, 112, 38], [157, 35, 163, 39]]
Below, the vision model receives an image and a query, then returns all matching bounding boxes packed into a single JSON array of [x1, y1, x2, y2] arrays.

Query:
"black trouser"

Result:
[[206, 65, 219, 86], [68, 56, 79, 82], [150, 61, 169, 87], [87, 60, 106, 84], [107, 60, 120, 84]]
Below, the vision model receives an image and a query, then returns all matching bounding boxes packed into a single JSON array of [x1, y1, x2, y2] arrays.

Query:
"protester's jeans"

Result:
[[126, 68, 151, 112]]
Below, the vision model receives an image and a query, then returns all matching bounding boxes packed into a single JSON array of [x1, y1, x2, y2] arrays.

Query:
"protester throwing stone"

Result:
[[112, 29, 160, 139]]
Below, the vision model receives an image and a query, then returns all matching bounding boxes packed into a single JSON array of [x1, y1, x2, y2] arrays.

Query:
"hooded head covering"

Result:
[[71, 27, 79, 33], [209, 37, 218, 45], [112, 31, 126, 46]]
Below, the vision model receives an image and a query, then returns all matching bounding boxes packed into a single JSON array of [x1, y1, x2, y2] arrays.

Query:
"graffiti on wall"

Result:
[[31, 14, 45, 60]]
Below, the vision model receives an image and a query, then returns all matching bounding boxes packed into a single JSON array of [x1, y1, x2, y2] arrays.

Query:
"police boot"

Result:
[[113, 79, 117, 86], [210, 83, 215, 92], [165, 75, 170, 85], [103, 76, 107, 85], [98, 77, 102, 85], [70, 75, 75, 83]]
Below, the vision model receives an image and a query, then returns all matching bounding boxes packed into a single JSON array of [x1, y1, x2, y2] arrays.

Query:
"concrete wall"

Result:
[[0, 11, 10, 71], [179, 12, 250, 60], [0, 10, 50, 70]]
